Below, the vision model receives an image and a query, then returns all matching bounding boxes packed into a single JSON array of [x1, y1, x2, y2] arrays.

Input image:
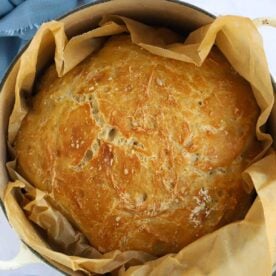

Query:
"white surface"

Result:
[[0, 0, 276, 275]]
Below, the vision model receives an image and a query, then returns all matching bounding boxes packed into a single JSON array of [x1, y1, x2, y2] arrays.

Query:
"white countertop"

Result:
[[0, 0, 276, 275]]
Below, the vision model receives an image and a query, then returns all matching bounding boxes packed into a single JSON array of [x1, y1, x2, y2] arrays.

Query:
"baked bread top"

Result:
[[15, 35, 260, 256]]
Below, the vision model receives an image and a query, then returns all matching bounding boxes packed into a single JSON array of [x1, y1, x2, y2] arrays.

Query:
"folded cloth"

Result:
[[0, 0, 95, 81]]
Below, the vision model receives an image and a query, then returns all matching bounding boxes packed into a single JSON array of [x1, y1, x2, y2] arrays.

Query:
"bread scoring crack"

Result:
[[71, 93, 154, 170]]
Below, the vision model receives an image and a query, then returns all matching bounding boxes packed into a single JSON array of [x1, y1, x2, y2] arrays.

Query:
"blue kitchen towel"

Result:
[[0, 0, 96, 82]]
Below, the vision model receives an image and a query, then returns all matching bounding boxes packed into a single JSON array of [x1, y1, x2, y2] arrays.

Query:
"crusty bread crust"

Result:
[[15, 35, 260, 256]]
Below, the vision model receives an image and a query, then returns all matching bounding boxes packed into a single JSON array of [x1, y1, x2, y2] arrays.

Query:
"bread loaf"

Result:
[[15, 35, 261, 256]]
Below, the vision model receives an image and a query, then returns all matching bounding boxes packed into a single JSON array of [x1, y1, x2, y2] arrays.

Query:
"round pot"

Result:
[[0, 0, 275, 274]]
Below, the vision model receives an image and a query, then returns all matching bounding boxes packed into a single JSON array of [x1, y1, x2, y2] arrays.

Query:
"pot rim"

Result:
[[3, 1, 272, 274]]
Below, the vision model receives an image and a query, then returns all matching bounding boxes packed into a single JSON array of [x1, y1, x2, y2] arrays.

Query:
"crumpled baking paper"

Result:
[[1, 14, 275, 275]]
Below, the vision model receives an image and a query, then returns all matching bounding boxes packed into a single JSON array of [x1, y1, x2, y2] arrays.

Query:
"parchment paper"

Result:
[[1, 15, 276, 275]]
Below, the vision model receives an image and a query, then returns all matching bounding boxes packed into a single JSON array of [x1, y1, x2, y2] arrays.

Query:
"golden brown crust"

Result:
[[15, 35, 260, 256]]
